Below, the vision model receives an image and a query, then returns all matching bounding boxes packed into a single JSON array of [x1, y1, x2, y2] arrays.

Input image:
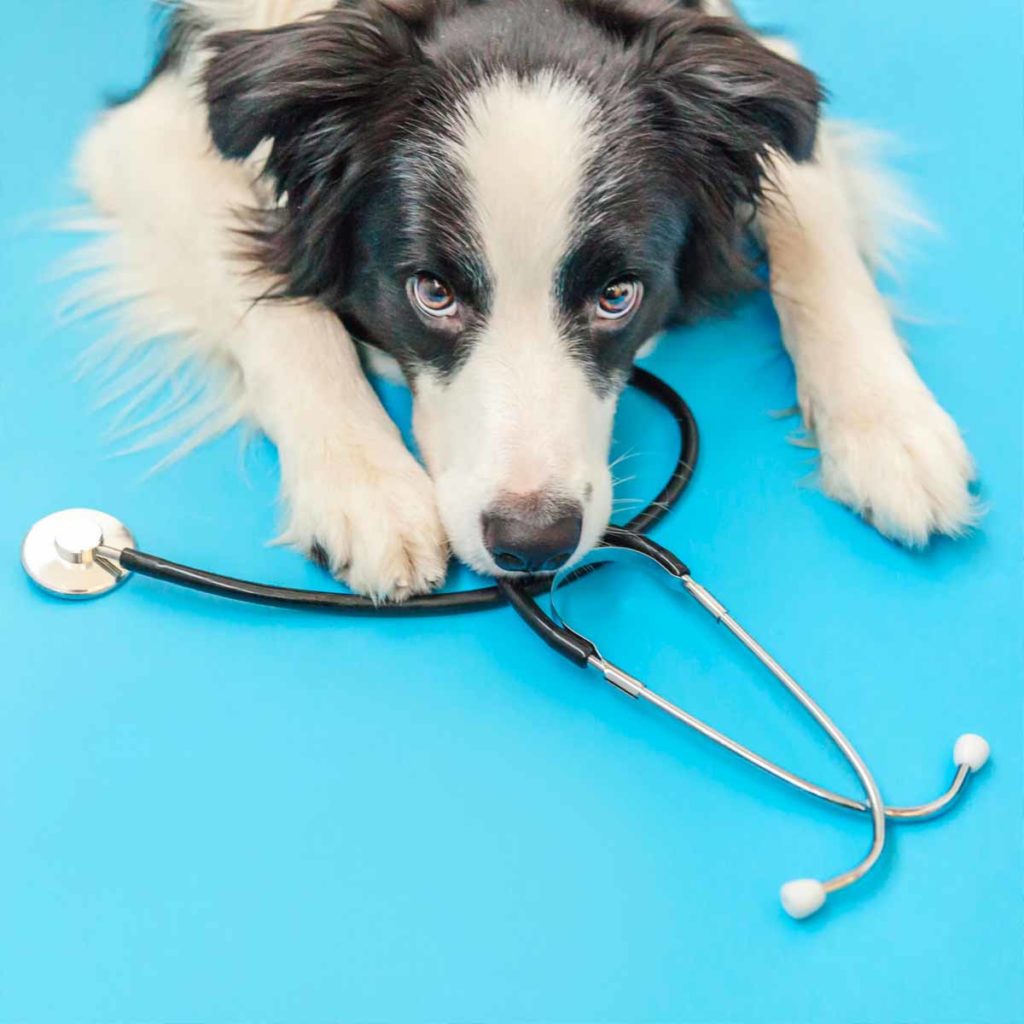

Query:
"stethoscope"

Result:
[[20, 367, 990, 921]]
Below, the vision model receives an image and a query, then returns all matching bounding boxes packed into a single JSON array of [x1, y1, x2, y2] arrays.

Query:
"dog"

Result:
[[71, 0, 978, 600]]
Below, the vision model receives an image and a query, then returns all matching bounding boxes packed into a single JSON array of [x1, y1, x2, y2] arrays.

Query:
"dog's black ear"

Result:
[[204, 3, 425, 162], [202, 2, 432, 303], [632, 12, 822, 317], [643, 12, 822, 166]]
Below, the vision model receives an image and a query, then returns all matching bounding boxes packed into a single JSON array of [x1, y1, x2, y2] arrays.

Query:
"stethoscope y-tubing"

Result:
[[43, 366, 988, 919]]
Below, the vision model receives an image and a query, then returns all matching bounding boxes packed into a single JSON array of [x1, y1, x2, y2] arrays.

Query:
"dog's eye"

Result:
[[596, 278, 643, 321], [409, 273, 459, 318]]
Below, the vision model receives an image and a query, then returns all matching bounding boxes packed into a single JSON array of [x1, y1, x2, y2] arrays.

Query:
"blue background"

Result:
[[1, 1, 1021, 1021]]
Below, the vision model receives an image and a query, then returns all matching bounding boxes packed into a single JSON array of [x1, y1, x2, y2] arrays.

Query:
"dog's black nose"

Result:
[[482, 498, 583, 574]]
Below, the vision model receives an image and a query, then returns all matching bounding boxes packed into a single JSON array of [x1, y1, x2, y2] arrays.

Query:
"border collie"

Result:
[[71, 0, 978, 599]]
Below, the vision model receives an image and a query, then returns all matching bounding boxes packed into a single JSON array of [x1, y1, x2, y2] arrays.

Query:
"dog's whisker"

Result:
[[608, 448, 647, 471]]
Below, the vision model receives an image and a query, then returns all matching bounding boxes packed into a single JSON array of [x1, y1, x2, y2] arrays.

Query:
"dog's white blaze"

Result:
[[461, 72, 594, 303], [413, 73, 617, 573]]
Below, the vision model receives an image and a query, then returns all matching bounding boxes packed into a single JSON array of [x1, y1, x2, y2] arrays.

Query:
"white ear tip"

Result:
[[954, 733, 990, 771], [780, 879, 826, 920]]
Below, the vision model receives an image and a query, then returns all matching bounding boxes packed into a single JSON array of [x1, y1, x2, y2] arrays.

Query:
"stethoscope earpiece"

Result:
[[780, 879, 827, 920], [953, 733, 991, 772]]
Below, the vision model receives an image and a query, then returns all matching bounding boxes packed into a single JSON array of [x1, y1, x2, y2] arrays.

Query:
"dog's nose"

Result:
[[482, 498, 583, 574]]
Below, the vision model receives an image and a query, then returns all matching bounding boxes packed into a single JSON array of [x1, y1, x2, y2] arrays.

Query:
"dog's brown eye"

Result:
[[409, 273, 459, 318], [596, 278, 643, 321]]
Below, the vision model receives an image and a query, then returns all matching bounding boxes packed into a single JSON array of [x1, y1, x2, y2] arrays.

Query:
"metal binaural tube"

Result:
[[553, 541, 989, 916], [592, 656, 978, 821], [682, 577, 888, 898]]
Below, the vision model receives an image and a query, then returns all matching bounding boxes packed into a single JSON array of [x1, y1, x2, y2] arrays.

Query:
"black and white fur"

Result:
[[72, 0, 978, 599]]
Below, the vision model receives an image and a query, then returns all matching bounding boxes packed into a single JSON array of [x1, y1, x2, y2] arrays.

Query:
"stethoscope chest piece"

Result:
[[21, 508, 135, 599]]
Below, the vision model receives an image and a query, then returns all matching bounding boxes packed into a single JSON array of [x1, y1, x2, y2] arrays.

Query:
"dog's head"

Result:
[[204, 0, 820, 576]]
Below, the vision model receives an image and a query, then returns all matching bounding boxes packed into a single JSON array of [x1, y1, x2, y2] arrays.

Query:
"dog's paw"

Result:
[[813, 388, 978, 546], [278, 444, 449, 602]]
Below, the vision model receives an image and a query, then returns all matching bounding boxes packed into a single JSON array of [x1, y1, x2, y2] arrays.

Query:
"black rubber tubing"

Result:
[[117, 365, 700, 659]]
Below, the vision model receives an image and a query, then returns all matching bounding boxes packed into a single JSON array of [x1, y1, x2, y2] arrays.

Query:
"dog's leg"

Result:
[[74, 74, 447, 599], [758, 125, 977, 545], [222, 300, 449, 599]]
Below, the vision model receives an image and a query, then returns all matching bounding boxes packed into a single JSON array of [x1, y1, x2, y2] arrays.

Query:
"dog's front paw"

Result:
[[813, 386, 978, 546], [279, 445, 449, 602]]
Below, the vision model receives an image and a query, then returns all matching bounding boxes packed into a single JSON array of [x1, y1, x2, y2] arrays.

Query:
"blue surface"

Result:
[[1, 2, 1021, 1021]]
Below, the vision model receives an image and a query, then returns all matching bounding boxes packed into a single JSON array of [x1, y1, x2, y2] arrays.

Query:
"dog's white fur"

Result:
[[761, 137, 976, 543], [415, 73, 615, 574], [70, 0, 978, 598]]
